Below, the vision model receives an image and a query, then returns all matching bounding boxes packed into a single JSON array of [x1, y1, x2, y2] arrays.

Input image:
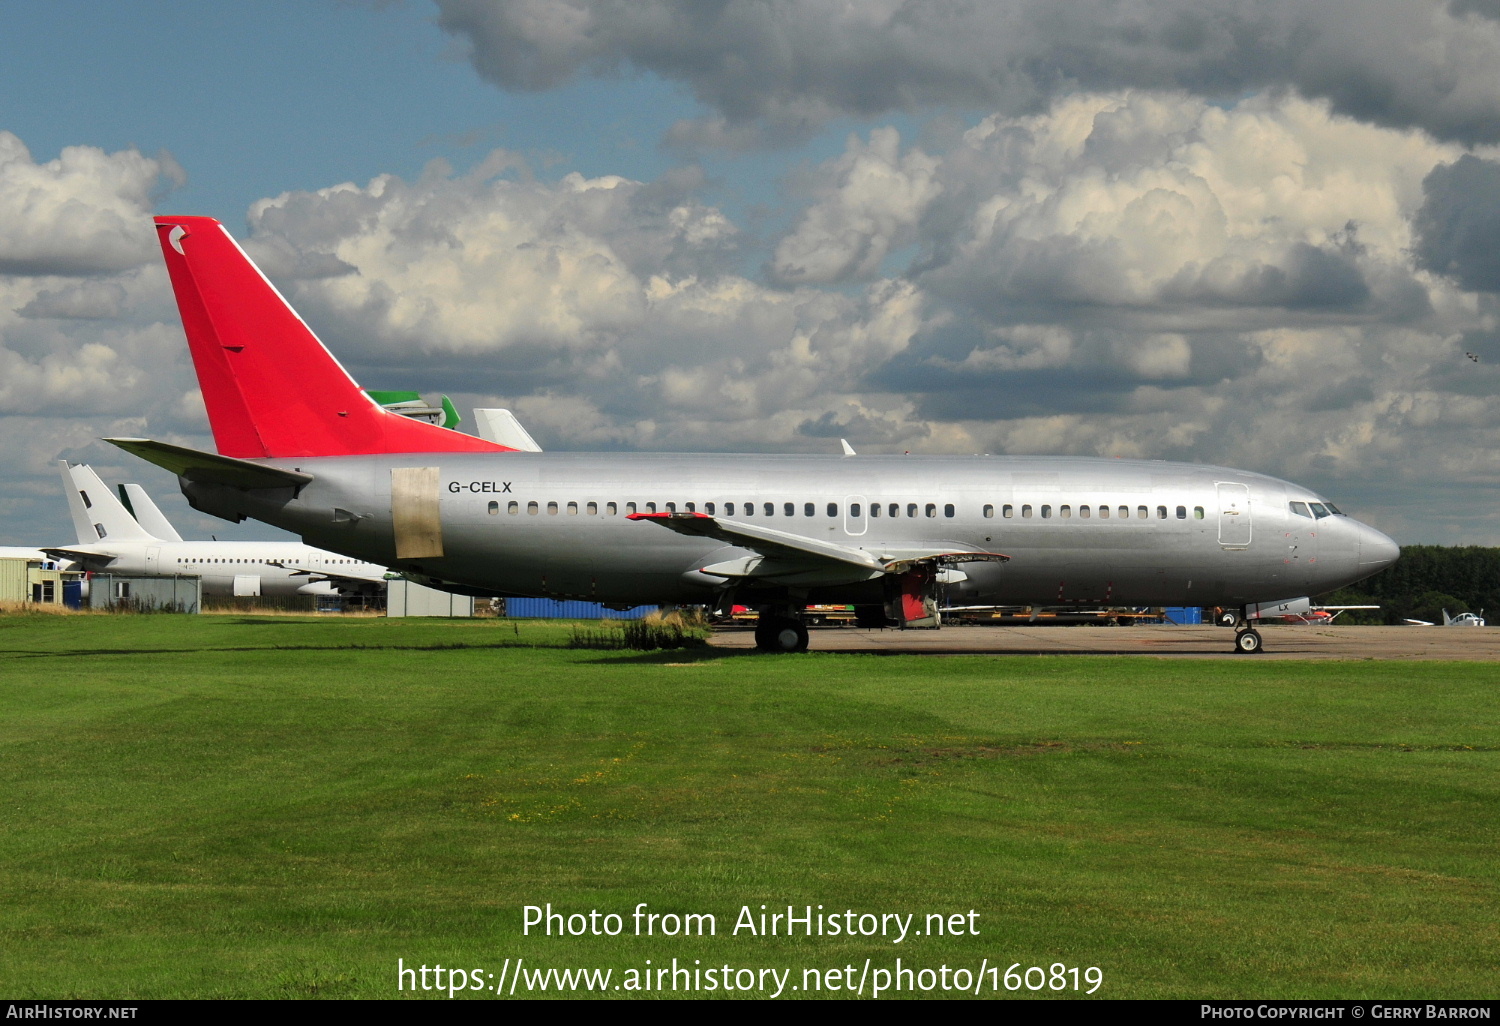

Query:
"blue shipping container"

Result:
[[1162, 606, 1204, 625], [504, 598, 660, 620]]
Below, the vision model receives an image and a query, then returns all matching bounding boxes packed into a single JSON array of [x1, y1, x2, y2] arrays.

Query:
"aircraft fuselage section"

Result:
[[185, 452, 1395, 607]]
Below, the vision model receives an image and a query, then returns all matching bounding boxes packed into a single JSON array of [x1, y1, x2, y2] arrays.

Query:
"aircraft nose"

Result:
[[1357, 522, 1400, 572]]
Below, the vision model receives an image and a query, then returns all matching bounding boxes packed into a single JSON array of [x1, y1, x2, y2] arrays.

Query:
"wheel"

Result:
[[755, 616, 809, 653], [1234, 628, 1263, 654], [1217, 610, 1238, 627]]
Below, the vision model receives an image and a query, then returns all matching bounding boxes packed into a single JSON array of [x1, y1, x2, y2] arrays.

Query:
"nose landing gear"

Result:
[[1233, 626, 1264, 654]]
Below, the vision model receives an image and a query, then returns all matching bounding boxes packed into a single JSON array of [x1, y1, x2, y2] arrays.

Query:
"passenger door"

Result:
[[1216, 482, 1251, 548]]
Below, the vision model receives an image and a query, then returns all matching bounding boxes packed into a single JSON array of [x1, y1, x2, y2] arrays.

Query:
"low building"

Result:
[[87, 574, 201, 613], [0, 556, 86, 607], [386, 579, 474, 617]]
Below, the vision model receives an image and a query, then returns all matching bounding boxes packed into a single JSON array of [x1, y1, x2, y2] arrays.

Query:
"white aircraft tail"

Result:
[[118, 483, 184, 542], [59, 462, 158, 544], [472, 408, 542, 452]]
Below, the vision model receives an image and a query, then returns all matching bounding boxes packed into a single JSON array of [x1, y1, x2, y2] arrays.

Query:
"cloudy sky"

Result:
[[4, 0, 1500, 545]]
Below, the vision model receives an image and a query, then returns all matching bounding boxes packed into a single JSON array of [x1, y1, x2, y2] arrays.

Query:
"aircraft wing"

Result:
[[104, 438, 313, 490], [266, 560, 388, 586], [629, 511, 1007, 584]]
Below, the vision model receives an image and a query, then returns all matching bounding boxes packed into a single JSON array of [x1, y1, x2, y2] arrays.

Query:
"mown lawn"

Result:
[[0, 613, 1495, 999]]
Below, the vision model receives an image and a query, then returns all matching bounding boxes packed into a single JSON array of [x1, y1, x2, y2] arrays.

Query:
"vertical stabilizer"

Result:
[[152, 216, 511, 459], [119, 484, 184, 542], [59, 462, 157, 543], [473, 409, 543, 452]]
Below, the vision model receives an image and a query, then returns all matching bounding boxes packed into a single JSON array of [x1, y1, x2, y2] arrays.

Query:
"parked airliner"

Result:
[[108, 216, 1399, 652], [48, 462, 388, 599]]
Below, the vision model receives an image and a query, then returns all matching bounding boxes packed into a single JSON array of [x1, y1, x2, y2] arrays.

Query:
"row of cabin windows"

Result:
[[485, 500, 959, 518], [982, 503, 1205, 521], [483, 499, 1207, 521]]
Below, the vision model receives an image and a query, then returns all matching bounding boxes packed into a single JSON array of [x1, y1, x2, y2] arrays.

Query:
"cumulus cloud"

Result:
[[240, 156, 931, 449], [1413, 154, 1500, 292], [0, 133, 183, 276], [436, 0, 1500, 146], [771, 127, 941, 283]]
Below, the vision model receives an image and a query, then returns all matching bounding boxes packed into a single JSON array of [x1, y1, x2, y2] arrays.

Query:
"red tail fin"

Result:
[[153, 216, 509, 458]]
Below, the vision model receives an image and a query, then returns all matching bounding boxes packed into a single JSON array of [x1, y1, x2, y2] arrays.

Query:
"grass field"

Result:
[[0, 613, 1495, 999]]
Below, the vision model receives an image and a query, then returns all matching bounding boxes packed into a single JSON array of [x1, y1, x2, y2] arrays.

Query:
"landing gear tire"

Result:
[[1217, 610, 1238, 627], [1234, 628, 1263, 654], [755, 617, 809, 653]]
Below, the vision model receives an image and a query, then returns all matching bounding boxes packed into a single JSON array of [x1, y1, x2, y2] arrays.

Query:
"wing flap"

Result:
[[631, 511, 1008, 582]]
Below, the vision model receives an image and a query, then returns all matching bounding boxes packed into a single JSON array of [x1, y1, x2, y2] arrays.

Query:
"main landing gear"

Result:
[[754, 612, 809, 653]]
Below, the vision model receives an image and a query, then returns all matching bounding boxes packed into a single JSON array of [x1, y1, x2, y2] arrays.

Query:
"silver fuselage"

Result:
[[184, 453, 1398, 608]]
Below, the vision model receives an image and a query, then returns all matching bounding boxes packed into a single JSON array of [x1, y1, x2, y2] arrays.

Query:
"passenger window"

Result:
[[925, 503, 936, 518], [1193, 506, 1205, 519], [1041, 505, 1052, 519], [870, 504, 881, 518], [488, 501, 499, 515], [893, 503, 902, 518], [1003, 504, 1014, 518], [828, 503, 840, 517], [784, 502, 795, 517], [1156, 506, 1167, 519], [1097, 505, 1108, 519], [625, 502, 637, 514], [547, 501, 559, 515], [527, 501, 539, 515], [1060, 505, 1072, 519], [705, 502, 714, 515], [606, 502, 617, 516], [646, 502, 658, 513], [567, 501, 578, 515], [665, 502, 676, 512], [1175, 505, 1186, 519], [804, 502, 815, 517], [586, 501, 598, 515], [852, 503, 862, 517], [742, 502, 752, 516], [764, 502, 774, 516], [1118, 505, 1128, 519], [725, 502, 735, 516], [1022, 504, 1032, 518], [983, 504, 994, 518], [685, 502, 695, 512], [1137, 506, 1147, 519], [944, 503, 954, 518], [1081, 505, 1091, 519], [1310, 503, 1331, 519]]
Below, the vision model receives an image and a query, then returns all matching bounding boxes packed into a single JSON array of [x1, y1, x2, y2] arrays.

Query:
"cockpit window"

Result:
[[1289, 501, 1312, 518], [1309, 502, 1331, 519], [1325, 503, 1344, 516]]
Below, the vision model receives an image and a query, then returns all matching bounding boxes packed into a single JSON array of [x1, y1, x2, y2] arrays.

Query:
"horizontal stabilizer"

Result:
[[104, 438, 312, 490], [42, 546, 117, 569]]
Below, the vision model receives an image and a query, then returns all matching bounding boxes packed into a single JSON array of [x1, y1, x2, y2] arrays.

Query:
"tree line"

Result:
[[1316, 545, 1499, 624]]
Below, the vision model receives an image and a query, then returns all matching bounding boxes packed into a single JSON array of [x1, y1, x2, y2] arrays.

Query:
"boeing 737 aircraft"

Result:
[[48, 462, 388, 599], [107, 216, 1399, 652]]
